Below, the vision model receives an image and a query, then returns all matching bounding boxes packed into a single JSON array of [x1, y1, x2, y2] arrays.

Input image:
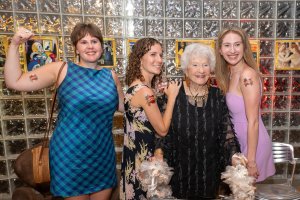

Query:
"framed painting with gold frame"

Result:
[[0, 35, 8, 69], [249, 40, 260, 66], [175, 39, 215, 68], [275, 40, 300, 70], [126, 38, 138, 56], [97, 38, 116, 68], [24, 36, 59, 72]]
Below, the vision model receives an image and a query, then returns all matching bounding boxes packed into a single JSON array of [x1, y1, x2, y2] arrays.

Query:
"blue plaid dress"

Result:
[[50, 62, 118, 197]]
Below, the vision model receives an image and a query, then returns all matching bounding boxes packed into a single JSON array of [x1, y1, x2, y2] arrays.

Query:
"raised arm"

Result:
[[131, 81, 181, 136], [240, 68, 261, 178], [4, 27, 63, 92]]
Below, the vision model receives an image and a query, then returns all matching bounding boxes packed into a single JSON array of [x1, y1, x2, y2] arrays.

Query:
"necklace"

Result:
[[188, 84, 208, 107], [188, 85, 199, 101]]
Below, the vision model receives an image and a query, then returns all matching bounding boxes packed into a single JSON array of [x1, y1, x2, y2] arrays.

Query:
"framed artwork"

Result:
[[24, 36, 59, 72], [275, 40, 300, 70], [175, 39, 215, 68], [126, 38, 138, 56], [0, 35, 8, 68], [249, 40, 260, 66], [97, 38, 116, 68]]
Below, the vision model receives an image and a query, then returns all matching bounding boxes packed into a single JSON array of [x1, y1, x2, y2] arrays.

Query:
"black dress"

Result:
[[158, 85, 240, 199], [121, 84, 156, 200]]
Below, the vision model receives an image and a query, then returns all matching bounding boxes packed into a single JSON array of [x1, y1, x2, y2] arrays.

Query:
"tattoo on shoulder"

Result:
[[29, 74, 38, 81], [243, 78, 253, 87], [145, 94, 156, 105]]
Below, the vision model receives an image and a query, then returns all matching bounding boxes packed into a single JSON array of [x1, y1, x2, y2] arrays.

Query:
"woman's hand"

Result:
[[247, 161, 259, 180], [149, 148, 164, 162], [164, 80, 182, 99], [11, 27, 34, 46]]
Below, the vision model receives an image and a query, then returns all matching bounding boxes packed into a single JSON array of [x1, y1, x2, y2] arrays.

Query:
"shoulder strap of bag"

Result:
[[40, 62, 66, 154]]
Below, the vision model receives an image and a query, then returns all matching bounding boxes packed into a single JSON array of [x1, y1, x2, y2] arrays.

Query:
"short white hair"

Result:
[[180, 43, 216, 73]]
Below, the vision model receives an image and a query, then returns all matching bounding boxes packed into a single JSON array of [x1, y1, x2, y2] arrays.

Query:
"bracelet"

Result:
[[247, 161, 257, 168]]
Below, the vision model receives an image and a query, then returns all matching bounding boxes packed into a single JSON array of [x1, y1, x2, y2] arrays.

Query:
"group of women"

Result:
[[4, 23, 275, 200]]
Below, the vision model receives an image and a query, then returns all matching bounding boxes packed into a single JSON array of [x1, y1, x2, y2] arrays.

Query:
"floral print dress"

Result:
[[120, 84, 156, 200]]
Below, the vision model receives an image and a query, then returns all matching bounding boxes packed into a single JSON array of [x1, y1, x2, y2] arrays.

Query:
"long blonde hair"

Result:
[[215, 27, 258, 94]]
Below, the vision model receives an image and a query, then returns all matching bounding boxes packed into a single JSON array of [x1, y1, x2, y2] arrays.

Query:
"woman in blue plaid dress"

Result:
[[4, 23, 124, 199]]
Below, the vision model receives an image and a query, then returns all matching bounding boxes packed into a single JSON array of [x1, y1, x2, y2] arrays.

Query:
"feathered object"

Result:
[[221, 153, 256, 200], [137, 158, 174, 199]]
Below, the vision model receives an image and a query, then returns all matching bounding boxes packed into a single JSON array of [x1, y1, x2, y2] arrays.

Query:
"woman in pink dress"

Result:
[[215, 27, 275, 182]]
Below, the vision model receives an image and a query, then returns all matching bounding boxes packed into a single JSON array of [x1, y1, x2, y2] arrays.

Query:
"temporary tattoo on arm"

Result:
[[29, 74, 38, 81], [243, 78, 253, 87], [145, 94, 156, 106]]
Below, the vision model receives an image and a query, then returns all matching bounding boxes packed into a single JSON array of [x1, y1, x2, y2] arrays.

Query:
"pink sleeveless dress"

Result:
[[226, 92, 275, 182]]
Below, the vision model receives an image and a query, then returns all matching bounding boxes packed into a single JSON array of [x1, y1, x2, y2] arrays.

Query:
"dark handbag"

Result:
[[14, 62, 66, 187]]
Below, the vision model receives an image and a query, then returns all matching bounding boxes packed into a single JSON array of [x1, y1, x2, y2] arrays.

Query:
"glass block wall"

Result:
[[0, 0, 299, 198]]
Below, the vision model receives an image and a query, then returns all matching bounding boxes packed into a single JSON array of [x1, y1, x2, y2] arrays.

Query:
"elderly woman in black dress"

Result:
[[157, 43, 240, 199]]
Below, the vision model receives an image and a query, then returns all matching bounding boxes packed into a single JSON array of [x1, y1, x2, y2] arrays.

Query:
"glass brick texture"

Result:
[[240, 1, 257, 19], [0, 0, 300, 197], [38, 0, 60, 13], [0, 0, 12, 11], [184, 0, 201, 18], [13, 0, 37, 12], [83, 0, 103, 15]]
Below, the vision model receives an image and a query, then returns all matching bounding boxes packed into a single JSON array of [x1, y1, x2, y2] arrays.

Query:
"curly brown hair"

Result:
[[125, 38, 162, 86]]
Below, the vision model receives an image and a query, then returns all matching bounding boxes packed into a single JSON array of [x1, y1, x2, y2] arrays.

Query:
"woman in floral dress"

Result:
[[120, 38, 181, 200]]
